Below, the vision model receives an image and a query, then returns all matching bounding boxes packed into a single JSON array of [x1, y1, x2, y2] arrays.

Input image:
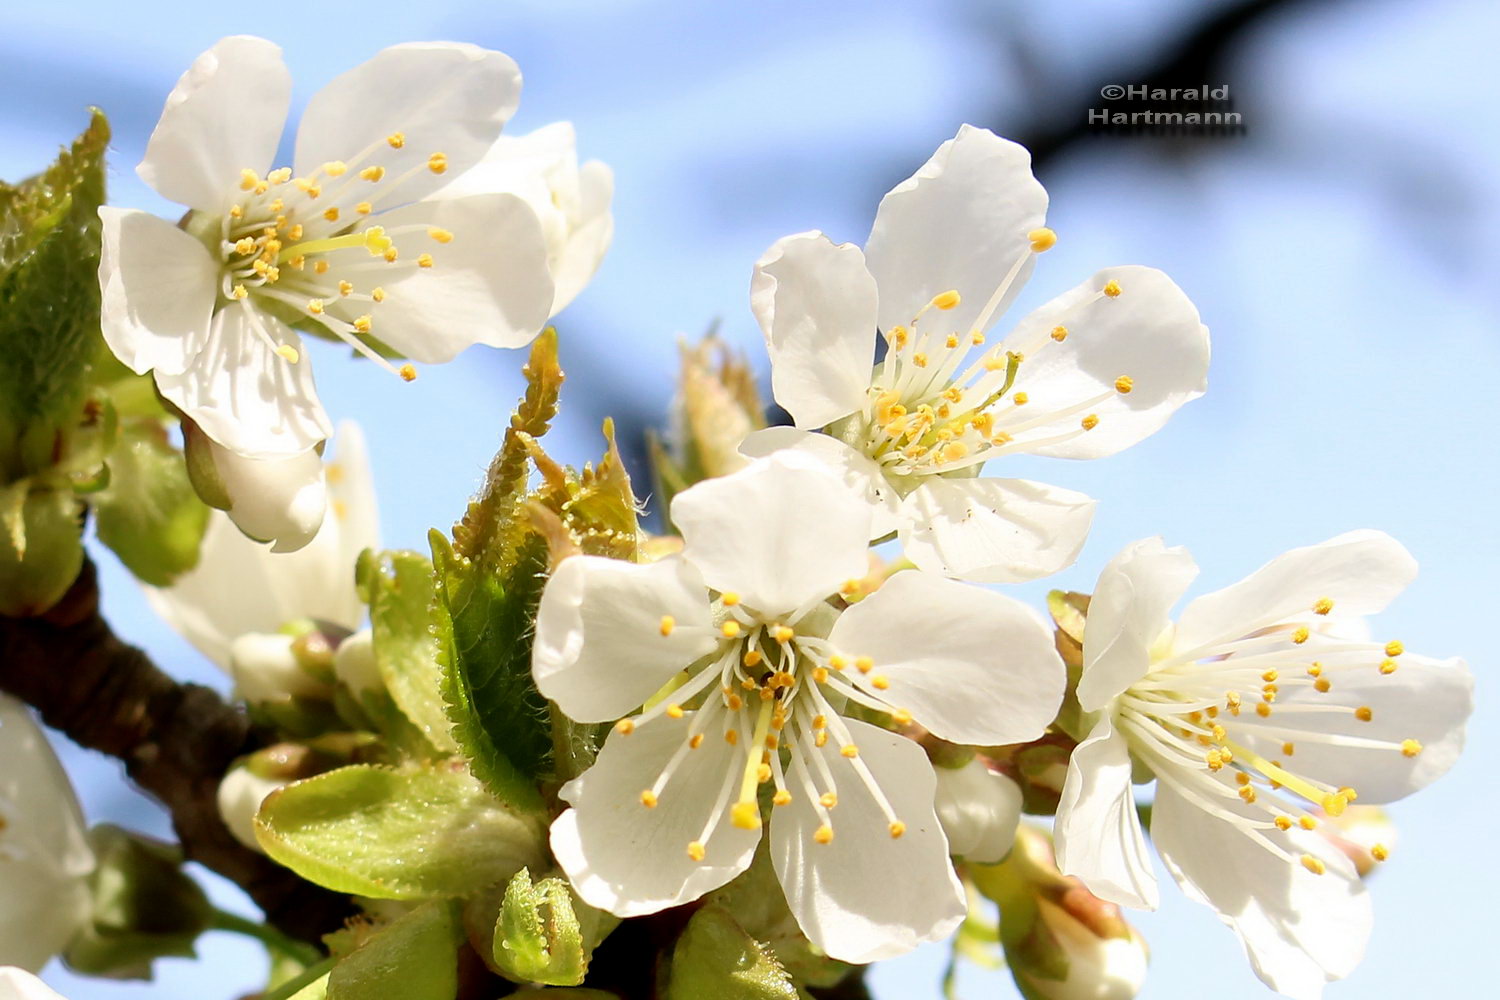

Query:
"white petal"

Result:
[[1245, 654, 1473, 804], [933, 760, 1022, 863], [864, 125, 1047, 338], [738, 427, 901, 538], [335, 193, 553, 359], [0, 698, 94, 972], [1152, 784, 1371, 1000], [830, 571, 1064, 745], [752, 232, 877, 429], [549, 159, 615, 314], [671, 453, 872, 617], [897, 476, 1095, 583], [209, 439, 327, 553], [999, 266, 1209, 459], [217, 765, 284, 852], [324, 421, 381, 575], [0, 968, 71, 1000], [552, 715, 760, 916], [97, 207, 219, 377], [1054, 716, 1158, 910], [771, 718, 964, 963], [533, 556, 716, 723], [293, 43, 521, 206], [138, 36, 290, 212], [1076, 538, 1199, 712], [154, 305, 332, 459], [1175, 531, 1417, 652]]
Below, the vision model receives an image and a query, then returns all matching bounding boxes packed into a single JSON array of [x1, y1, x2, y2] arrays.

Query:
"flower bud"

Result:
[[971, 825, 1148, 1000], [216, 765, 285, 852], [183, 419, 326, 553], [489, 867, 612, 986], [934, 758, 1023, 863], [333, 628, 382, 697], [228, 631, 329, 704]]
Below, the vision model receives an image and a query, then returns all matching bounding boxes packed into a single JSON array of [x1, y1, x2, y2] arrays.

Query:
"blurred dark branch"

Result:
[[0, 560, 350, 944]]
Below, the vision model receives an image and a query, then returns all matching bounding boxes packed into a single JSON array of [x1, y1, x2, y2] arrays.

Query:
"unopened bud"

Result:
[[934, 758, 1022, 863], [216, 765, 286, 852], [972, 825, 1148, 1000], [332, 628, 382, 697], [228, 632, 329, 704], [489, 868, 614, 986], [183, 420, 327, 553]]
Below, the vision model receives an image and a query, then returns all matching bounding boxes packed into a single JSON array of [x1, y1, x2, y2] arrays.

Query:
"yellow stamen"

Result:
[[659, 615, 675, 637], [640, 790, 658, 808], [275, 345, 300, 364], [930, 289, 961, 310], [687, 841, 706, 861], [399, 364, 417, 382], [1103, 280, 1122, 298], [1027, 227, 1057, 252]]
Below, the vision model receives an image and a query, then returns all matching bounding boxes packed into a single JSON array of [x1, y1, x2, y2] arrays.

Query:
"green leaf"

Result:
[[491, 867, 590, 986], [327, 901, 461, 1000], [93, 423, 210, 586], [432, 529, 551, 802], [361, 549, 460, 755], [255, 762, 545, 900], [0, 110, 110, 447], [666, 905, 799, 1000], [0, 484, 83, 616]]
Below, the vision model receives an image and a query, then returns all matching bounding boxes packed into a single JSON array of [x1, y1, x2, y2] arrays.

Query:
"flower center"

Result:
[[855, 228, 1134, 478], [1117, 599, 1414, 874], [617, 594, 915, 862], [204, 131, 453, 382]]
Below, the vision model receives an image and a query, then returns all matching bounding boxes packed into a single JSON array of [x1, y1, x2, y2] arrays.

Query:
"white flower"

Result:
[[99, 35, 560, 460], [744, 125, 1209, 583], [1053, 533, 1474, 999], [534, 453, 1065, 963], [146, 422, 376, 675], [0, 698, 95, 972], [440, 121, 613, 316], [0, 969, 69, 1000], [190, 428, 327, 552], [933, 759, 1023, 864]]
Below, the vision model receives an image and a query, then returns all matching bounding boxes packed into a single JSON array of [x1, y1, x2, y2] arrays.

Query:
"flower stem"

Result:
[[211, 907, 324, 966]]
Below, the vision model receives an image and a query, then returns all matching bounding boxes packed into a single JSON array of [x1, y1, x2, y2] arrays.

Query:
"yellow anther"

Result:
[[614, 719, 635, 735], [931, 289, 961, 310], [726, 729, 739, 745], [424, 226, 455, 245], [1027, 227, 1057, 252], [840, 744, 859, 759], [322, 207, 341, 223], [383, 247, 399, 263], [854, 656, 874, 674], [1301, 854, 1326, 875], [1256, 703, 1272, 718], [687, 841, 706, 862], [912, 352, 929, 368], [386, 131, 406, 148], [1339, 786, 1358, 802], [731, 801, 761, 830], [815, 730, 829, 748], [721, 621, 741, 639], [371, 286, 386, 302], [269, 200, 285, 214], [983, 355, 1007, 371], [231, 284, 248, 300], [1274, 816, 1293, 831], [991, 431, 1014, 446], [399, 364, 417, 382], [352, 315, 373, 334], [773, 789, 792, 807], [1206, 749, 1223, 771], [233, 237, 257, 255], [814, 824, 834, 845], [766, 733, 779, 750], [315, 261, 330, 275], [292, 178, 318, 196], [1013, 392, 1029, 406], [689, 733, 704, 749], [1379, 658, 1398, 675], [322, 161, 348, 177], [1299, 816, 1318, 830], [1235, 772, 1252, 787], [267, 167, 292, 185], [891, 708, 913, 725], [417, 253, 434, 268], [640, 790, 658, 808], [971, 331, 986, 345], [1291, 626, 1311, 644], [275, 344, 300, 364], [288, 255, 306, 270], [819, 792, 838, 810], [945, 333, 959, 349], [1282, 742, 1296, 756], [337, 280, 354, 297], [254, 181, 270, 195], [871, 675, 890, 691], [239, 169, 260, 191], [228, 204, 243, 218], [742, 650, 762, 670], [811, 715, 827, 730], [1261, 670, 1279, 683], [1114, 375, 1134, 394], [1102, 280, 1122, 298], [1307, 663, 1323, 677], [1385, 640, 1404, 657], [726, 693, 743, 711], [426, 151, 450, 174], [939, 442, 969, 463], [1401, 738, 1423, 758], [1354, 706, 1373, 722], [1371, 844, 1390, 862], [666, 703, 685, 720], [1314, 678, 1332, 693], [742, 678, 757, 690], [356, 201, 373, 215], [889, 326, 909, 348], [307, 299, 325, 315], [1310, 597, 1334, 616], [1322, 793, 1348, 817], [657, 615, 676, 637], [714, 591, 740, 608], [287, 224, 304, 241], [771, 625, 795, 643], [889, 821, 907, 839], [1050, 325, 1069, 342], [1081, 414, 1100, 431], [812, 667, 829, 684], [757, 763, 772, 784], [1239, 786, 1257, 804], [360, 165, 386, 182]]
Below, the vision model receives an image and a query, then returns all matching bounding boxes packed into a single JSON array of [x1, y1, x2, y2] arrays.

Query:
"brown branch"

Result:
[[0, 558, 350, 944]]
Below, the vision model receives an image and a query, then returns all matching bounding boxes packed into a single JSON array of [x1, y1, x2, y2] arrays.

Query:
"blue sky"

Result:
[[3, 1, 1496, 997]]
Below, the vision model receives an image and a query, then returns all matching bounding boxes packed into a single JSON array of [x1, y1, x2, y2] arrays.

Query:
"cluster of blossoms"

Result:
[[0, 33, 1474, 1000]]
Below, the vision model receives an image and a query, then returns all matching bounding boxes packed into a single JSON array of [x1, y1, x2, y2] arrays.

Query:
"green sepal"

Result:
[[326, 900, 462, 1000], [1046, 590, 1092, 744], [665, 905, 799, 1000], [62, 825, 213, 981], [254, 761, 546, 900], [0, 484, 84, 616], [93, 422, 210, 586]]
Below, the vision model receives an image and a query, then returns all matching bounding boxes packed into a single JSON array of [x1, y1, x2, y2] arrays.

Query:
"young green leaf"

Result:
[[327, 901, 462, 1000], [361, 549, 460, 755], [666, 905, 800, 1000]]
